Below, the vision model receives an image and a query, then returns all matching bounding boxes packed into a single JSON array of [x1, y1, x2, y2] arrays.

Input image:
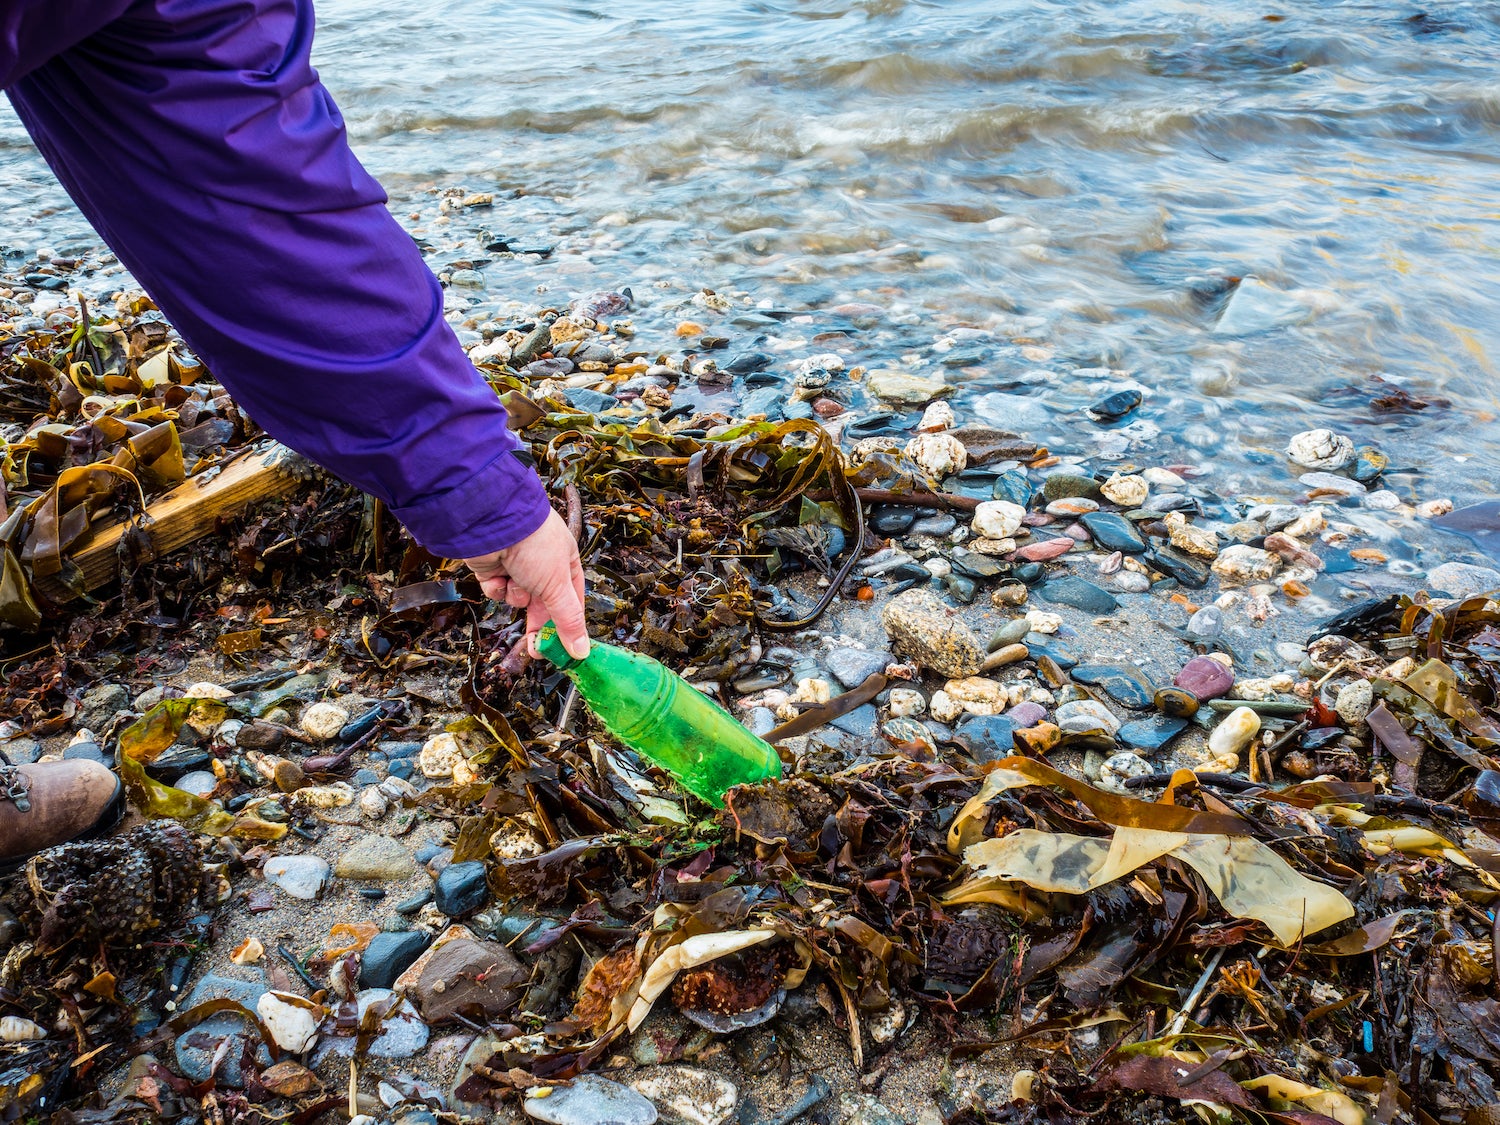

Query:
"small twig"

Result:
[[558, 683, 579, 734], [1167, 947, 1225, 1037], [835, 978, 864, 1072], [278, 944, 321, 992]]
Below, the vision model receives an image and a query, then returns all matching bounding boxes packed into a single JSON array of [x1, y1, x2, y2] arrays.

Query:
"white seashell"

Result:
[[256, 991, 326, 1054], [1286, 429, 1354, 471], [972, 500, 1025, 540], [0, 1015, 47, 1041]]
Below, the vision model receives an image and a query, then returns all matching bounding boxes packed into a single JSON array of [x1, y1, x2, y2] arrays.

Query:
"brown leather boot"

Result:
[[0, 760, 125, 875]]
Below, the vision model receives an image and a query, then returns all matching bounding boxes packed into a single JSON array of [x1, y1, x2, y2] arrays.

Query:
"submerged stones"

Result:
[[1037, 576, 1119, 615], [1080, 511, 1145, 553], [1211, 545, 1282, 585], [1286, 428, 1355, 471], [865, 369, 950, 404]]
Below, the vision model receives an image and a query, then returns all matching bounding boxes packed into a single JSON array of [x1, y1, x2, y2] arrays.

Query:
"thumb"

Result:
[[538, 571, 590, 660]]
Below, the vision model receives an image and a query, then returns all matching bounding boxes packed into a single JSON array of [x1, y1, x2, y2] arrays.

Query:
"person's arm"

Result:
[[6, 0, 590, 657]]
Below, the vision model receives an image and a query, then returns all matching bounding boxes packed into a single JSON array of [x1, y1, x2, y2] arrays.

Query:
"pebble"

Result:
[[991, 470, 1033, 506], [176, 770, 218, 797], [1100, 473, 1149, 507], [1333, 680, 1374, 726], [880, 588, 985, 677], [1089, 389, 1142, 419], [1117, 715, 1188, 753], [1174, 656, 1234, 700], [910, 513, 958, 537], [918, 401, 955, 431], [1186, 605, 1223, 638], [77, 683, 128, 730], [838, 1094, 904, 1125], [1164, 512, 1219, 558], [1045, 497, 1099, 516], [1037, 576, 1119, 614], [1154, 686, 1201, 717], [435, 861, 489, 917], [1013, 537, 1075, 562], [1114, 571, 1151, 592], [1079, 511, 1145, 553], [869, 507, 916, 535], [1208, 706, 1261, 759], [1211, 545, 1282, 585], [954, 715, 1018, 760], [630, 1067, 738, 1125], [865, 369, 950, 404], [1426, 562, 1500, 599], [1041, 473, 1102, 502], [414, 937, 528, 1024], [300, 701, 350, 742], [887, 688, 926, 717], [1286, 428, 1355, 470], [334, 836, 418, 881], [318, 989, 430, 1060], [1070, 664, 1153, 709], [825, 648, 892, 689], [1150, 546, 1212, 587], [360, 931, 432, 990], [829, 704, 879, 740], [1299, 472, 1365, 496], [1098, 752, 1152, 793], [174, 975, 271, 1086], [264, 855, 332, 900], [884, 717, 936, 746], [971, 500, 1025, 539], [525, 1075, 658, 1125], [904, 433, 968, 477], [1054, 699, 1120, 736], [419, 732, 465, 779], [1006, 701, 1047, 727]]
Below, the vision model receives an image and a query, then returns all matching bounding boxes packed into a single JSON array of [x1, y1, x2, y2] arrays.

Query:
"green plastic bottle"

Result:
[[536, 623, 782, 807]]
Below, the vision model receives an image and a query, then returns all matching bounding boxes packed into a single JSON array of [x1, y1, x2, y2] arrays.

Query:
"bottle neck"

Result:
[[536, 623, 582, 671]]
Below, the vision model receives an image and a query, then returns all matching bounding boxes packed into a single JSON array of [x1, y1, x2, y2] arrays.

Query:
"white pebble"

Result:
[[300, 701, 349, 742], [1208, 706, 1260, 758], [972, 500, 1025, 540], [887, 688, 926, 717], [1286, 428, 1354, 471], [419, 732, 464, 779]]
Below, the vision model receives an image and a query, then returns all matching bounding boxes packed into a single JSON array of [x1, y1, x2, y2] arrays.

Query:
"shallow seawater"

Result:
[[3, 0, 1499, 570]]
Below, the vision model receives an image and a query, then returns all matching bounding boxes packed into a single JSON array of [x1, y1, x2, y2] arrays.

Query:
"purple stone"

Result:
[[1006, 701, 1048, 727], [1174, 656, 1234, 700]]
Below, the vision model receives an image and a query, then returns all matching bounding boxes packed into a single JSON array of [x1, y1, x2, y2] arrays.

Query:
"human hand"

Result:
[[464, 509, 590, 659]]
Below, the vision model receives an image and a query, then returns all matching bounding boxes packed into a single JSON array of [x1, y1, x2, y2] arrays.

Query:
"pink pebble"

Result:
[[1174, 655, 1234, 700], [1012, 537, 1075, 562]]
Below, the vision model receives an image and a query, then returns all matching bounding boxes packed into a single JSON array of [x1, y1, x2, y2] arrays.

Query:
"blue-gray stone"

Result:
[[870, 506, 916, 535], [387, 758, 416, 780], [414, 842, 445, 865], [174, 975, 270, 1087], [435, 861, 489, 917], [829, 704, 878, 740], [1022, 634, 1078, 669], [359, 931, 432, 990], [380, 741, 423, 760], [1089, 389, 1141, 419], [1069, 664, 1154, 709], [1147, 547, 1211, 588], [1118, 716, 1188, 753], [991, 470, 1033, 507], [910, 513, 958, 537], [1079, 512, 1146, 554], [741, 386, 785, 420], [523, 1074, 658, 1125], [746, 707, 778, 737], [1038, 576, 1119, 614], [825, 648, 891, 689], [353, 768, 382, 787], [954, 715, 1018, 761], [943, 573, 978, 604], [562, 388, 615, 413]]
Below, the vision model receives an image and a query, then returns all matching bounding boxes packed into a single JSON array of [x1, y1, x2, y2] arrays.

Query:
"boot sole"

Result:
[[0, 774, 126, 878]]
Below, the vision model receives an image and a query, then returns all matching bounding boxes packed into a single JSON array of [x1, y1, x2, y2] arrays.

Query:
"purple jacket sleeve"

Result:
[[3, 0, 552, 559]]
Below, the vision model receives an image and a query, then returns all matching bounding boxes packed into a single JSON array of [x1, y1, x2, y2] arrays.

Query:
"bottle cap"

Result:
[[536, 622, 580, 670]]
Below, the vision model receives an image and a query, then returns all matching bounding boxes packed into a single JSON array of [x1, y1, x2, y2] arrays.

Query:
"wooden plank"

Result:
[[51, 449, 304, 595]]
